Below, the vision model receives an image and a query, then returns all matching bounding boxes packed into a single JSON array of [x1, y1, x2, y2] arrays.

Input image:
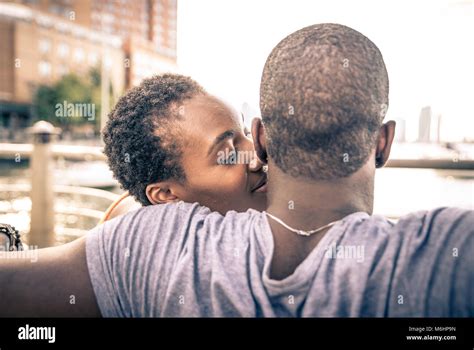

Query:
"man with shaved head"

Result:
[[0, 23, 472, 317]]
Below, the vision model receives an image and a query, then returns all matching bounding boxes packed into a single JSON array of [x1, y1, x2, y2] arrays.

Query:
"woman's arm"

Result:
[[0, 236, 101, 317]]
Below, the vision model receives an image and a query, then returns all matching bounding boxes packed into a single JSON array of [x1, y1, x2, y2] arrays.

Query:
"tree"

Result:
[[33, 85, 59, 124], [32, 67, 116, 134]]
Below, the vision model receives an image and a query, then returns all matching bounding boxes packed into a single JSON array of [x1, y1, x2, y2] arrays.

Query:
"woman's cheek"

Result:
[[231, 166, 248, 194]]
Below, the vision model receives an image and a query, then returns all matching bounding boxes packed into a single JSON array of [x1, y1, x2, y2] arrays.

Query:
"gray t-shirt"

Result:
[[85, 202, 474, 317]]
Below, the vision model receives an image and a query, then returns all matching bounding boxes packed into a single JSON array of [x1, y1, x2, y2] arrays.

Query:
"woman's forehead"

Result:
[[183, 94, 242, 129], [175, 94, 242, 151]]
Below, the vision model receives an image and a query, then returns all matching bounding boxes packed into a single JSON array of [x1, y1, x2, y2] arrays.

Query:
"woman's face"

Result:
[[153, 94, 267, 214], [146, 95, 267, 214]]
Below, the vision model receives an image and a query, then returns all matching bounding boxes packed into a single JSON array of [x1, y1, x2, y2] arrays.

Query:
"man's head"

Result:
[[254, 23, 394, 183], [103, 74, 267, 214]]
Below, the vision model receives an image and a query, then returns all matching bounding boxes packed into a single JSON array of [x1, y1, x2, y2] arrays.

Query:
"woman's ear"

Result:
[[145, 182, 179, 205], [251, 118, 268, 164]]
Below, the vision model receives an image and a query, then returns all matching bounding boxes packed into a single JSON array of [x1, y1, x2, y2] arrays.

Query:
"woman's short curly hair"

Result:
[[103, 74, 205, 205]]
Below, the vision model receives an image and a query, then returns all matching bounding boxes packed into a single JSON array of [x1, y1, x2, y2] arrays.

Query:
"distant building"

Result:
[[11, 0, 178, 86], [418, 106, 432, 142], [124, 36, 177, 88], [435, 114, 442, 142], [0, 2, 125, 136], [89, 0, 177, 59], [0, 1, 177, 136], [15, 0, 177, 59]]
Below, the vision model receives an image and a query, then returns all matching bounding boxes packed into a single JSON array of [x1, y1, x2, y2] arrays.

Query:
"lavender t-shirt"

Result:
[[85, 202, 473, 317]]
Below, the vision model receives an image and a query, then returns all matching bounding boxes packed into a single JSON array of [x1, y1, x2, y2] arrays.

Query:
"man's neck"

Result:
[[266, 162, 373, 223], [264, 161, 374, 280]]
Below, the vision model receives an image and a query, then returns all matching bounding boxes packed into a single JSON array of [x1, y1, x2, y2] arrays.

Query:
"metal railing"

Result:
[[0, 142, 106, 161], [0, 121, 117, 247], [0, 183, 119, 242]]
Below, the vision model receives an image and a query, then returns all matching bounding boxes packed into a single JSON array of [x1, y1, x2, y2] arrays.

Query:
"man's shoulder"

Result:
[[386, 207, 474, 316], [385, 206, 474, 283], [394, 207, 474, 238], [338, 207, 474, 264]]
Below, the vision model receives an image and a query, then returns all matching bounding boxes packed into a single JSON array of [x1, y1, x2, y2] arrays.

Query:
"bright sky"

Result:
[[177, 0, 474, 142]]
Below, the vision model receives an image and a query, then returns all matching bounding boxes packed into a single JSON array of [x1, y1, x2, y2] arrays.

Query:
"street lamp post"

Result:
[[28, 121, 60, 248]]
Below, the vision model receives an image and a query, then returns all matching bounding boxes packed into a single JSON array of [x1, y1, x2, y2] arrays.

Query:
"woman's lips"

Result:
[[251, 175, 268, 193], [254, 182, 267, 193]]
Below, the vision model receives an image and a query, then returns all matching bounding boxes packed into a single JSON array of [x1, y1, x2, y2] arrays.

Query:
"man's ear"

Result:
[[145, 182, 179, 205], [251, 118, 268, 164], [375, 120, 396, 168]]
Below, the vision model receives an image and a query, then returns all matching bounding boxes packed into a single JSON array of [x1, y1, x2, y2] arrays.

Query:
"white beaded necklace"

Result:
[[265, 212, 340, 237]]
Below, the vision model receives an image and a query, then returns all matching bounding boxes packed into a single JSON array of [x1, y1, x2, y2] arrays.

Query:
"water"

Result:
[[0, 159, 122, 245], [373, 168, 474, 218]]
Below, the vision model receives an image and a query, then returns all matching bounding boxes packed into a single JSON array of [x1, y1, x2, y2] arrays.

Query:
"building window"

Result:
[[58, 42, 69, 59], [49, 4, 71, 18], [73, 47, 85, 63], [88, 52, 98, 66], [38, 61, 52, 77], [38, 38, 51, 54]]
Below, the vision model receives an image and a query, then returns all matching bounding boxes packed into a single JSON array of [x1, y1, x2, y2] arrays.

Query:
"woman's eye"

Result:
[[225, 147, 237, 165], [218, 147, 238, 166]]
